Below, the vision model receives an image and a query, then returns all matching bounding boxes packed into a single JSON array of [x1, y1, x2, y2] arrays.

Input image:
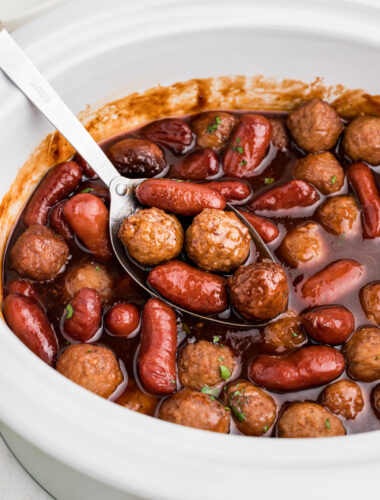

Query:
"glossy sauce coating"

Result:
[[3, 109, 380, 436]]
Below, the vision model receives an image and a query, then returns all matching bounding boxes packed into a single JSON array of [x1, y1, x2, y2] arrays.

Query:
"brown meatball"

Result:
[[286, 98, 343, 153], [56, 344, 124, 398], [118, 207, 183, 266], [228, 262, 289, 321], [261, 313, 307, 354], [115, 379, 158, 416], [226, 381, 276, 436], [178, 340, 235, 390], [185, 209, 251, 272], [269, 118, 288, 151], [371, 384, 380, 419], [360, 282, 380, 325], [294, 152, 344, 194], [64, 262, 113, 301], [343, 116, 380, 165], [279, 222, 324, 267], [277, 402, 345, 438], [318, 380, 364, 420], [107, 138, 166, 177], [315, 195, 359, 235], [158, 389, 230, 433], [344, 327, 380, 382], [191, 111, 238, 152], [10, 225, 69, 281]]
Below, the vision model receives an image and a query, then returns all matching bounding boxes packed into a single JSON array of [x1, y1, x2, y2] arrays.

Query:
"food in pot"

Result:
[[3, 104, 380, 437]]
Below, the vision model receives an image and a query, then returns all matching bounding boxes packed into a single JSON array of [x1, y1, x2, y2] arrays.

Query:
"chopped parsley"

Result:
[[292, 332, 298, 338], [218, 357, 224, 362], [231, 406, 246, 422], [230, 141, 244, 153], [326, 418, 331, 430], [264, 177, 275, 184], [213, 335, 220, 344], [201, 386, 219, 396], [207, 116, 221, 134], [224, 406, 230, 411], [95, 265, 101, 271], [170, 380, 176, 384], [232, 390, 241, 398], [236, 138, 241, 144], [181, 322, 191, 335], [239, 159, 247, 166], [87, 350, 93, 353], [263, 425, 268, 433], [219, 365, 231, 380], [331, 175, 337, 185], [80, 187, 94, 193], [209, 396, 216, 401], [66, 304, 74, 319]]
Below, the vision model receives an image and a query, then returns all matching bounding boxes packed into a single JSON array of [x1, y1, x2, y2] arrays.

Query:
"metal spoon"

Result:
[[0, 24, 276, 328]]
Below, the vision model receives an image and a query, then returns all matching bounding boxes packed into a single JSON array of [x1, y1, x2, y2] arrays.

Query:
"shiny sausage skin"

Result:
[[300, 306, 354, 345], [301, 259, 363, 306], [6, 278, 40, 303], [205, 181, 252, 204], [147, 260, 228, 314], [136, 179, 226, 216], [63, 288, 102, 342], [249, 180, 319, 212], [170, 149, 220, 180], [23, 161, 82, 226], [237, 209, 279, 243], [249, 345, 345, 392], [347, 162, 380, 238], [64, 193, 112, 259], [3, 293, 58, 365], [50, 201, 73, 240], [138, 298, 177, 395], [223, 114, 272, 178]]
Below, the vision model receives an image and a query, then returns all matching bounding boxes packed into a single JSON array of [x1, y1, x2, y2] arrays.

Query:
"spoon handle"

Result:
[[0, 23, 120, 187]]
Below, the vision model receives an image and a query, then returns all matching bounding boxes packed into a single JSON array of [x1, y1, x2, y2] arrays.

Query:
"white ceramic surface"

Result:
[[0, 0, 68, 31], [0, 1, 380, 499]]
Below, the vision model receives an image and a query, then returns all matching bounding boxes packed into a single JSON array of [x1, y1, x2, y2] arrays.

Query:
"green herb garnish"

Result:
[[80, 187, 94, 193], [265, 177, 275, 184], [207, 116, 222, 134], [218, 357, 224, 362], [326, 418, 331, 430], [231, 406, 246, 422], [219, 365, 231, 380], [213, 335, 220, 344], [181, 322, 191, 335], [239, 159, 247, 166], [263, 425, 268, 433], [170, 380, 176, 384], [331, 175, 337, 185], [66, 304, 74, 319], [292, 332, 298, 338], [95, 265, 101, 271], [201, 386, 219, 396], [209, 396, 216, 401]]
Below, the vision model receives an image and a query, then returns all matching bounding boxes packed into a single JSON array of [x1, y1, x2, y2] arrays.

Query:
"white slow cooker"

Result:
[[0, 1, 380, 499]]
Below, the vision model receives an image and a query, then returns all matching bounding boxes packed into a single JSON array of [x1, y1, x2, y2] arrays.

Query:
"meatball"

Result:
[[225, 381, 276, 436], [56, 344, 124, 398], [360, 282, 380, 325], [228, 262, 289, 321], [318, 380, 364, 420], [261, 313, 307, 354], [315, 195, 359, 235], [10, 225, 69, 281], [178, 340, 235, 390], [277, 402, 345, 438], [64, 262, 113, 301], [185, 209, 251, 272], [286, 98, 343, 153], [107, 138, 166, 177], [343, 116, 380, 165], [191, 111, 238, 152], [118, 207, 183, 266], [158, 388, 230, 433], [371, 384, 380, 419], [343, 327, 380, 382], [279, 222, 324, 267], [115, 379, 158, 416], [294, 152, 344, 194], [269, 118, 288, 151]]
